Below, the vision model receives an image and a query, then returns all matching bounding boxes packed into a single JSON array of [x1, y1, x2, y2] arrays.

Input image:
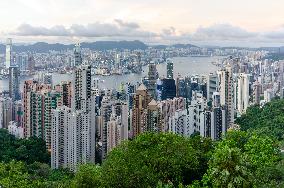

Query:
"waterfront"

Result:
[[0, 56, 221, 91]]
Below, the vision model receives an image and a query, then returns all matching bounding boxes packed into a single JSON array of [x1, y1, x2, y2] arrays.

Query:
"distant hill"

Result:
[[0, 40, 148, 53]]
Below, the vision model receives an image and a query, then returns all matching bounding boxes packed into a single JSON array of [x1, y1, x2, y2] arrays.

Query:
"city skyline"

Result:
[[0, 0, 284, 47]]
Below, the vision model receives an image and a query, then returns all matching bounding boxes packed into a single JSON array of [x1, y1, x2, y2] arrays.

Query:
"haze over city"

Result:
[[1, 0, 284, 46]]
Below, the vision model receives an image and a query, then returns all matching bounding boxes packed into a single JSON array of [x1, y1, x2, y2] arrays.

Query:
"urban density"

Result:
[[1, 0, 284, 187], [0, 37, 280, 170]]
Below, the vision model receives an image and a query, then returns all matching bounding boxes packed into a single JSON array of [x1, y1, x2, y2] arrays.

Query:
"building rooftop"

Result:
[[137, 84, 147, 91]]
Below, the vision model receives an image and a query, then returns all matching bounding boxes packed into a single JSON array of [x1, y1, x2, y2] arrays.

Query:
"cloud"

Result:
[[9, 22, 284, 46], [13, 24, 70, 36], [192, 24, 257, 41], [262, 29, 284, 40], [114, 19, 140, 29], [11, 20, 155, 38]]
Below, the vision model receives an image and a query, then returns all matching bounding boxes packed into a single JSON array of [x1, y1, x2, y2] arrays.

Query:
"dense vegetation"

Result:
[[235, 99, 284, 140], [1, 99, 284, 187], [0, 129, 50, 164]]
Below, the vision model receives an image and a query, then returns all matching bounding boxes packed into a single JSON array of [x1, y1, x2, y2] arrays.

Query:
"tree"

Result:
[[235, 99, 284, 141], [101, 133, 201, 187], [0, 129, 50, 164], [204, 130, 283, 187], [0, 160, 32, 188], [71, 164, 102, 188], [204, 145, 253, 188]]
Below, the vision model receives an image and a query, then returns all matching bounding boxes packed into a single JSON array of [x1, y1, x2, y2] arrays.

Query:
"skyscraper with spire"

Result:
[[5, 38, 12, 69]]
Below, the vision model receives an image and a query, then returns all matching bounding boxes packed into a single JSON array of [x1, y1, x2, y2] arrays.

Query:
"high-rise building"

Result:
[[253, 81, 261, 105], [61, 81, 72, 108], [188, 91, 206, 135], [5, 38, 12, 69], [156, 78, 163, 101], [22, 80, 63, 150], [166, 60, 174, 79], [14, 100, 24, 128], [51, 105, 96, 171], [161, 78, 176, 100], [23, 81, 52, 138], [200, 107, 226, 140], [168, 109, 189, 136], [176, 76, 192, 99], [74, 43, 82, 67], [9, 66, 20, 101], [146, 99, 161, 132], [159, 97, 186, 132], [218, 65, 234, 128], [101, 96, 113, 159], [131, 84, 151, 138], [148, 63, 157, 99], [28, 55, 35, 72], [44, 73, 53, 85], [264, 89, 274, 102], [106, 102, 128, 153], [72, 65, 92, 112], [206, 73, 218, 101], [237, 73, 250, 114], [0, 97, 13, 129]]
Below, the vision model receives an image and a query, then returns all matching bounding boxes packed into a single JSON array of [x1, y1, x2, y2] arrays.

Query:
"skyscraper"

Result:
[[237, 73, 250, 114], [101, 96, 113, 159], [5, 38, 12, 69], [51, 106, 95, 171], [106, 102, 128, 154], [148, 63, 157, 99], [146, 99, 161, 132], [253, 81, 261, 105], [28, 55, 35, 72], [22, 80, 62, 150], [131, 84, 151, 138], [9, 66, 20, 101], [218, 65, 234, 128], [0, 97, 13, 129], [161, 78, 176, 100], [206, 73, 218, 101], [61, 81, 72, 108], [71, 65, 92, 112], [74, 43, 82, 67], [166, 60, 174, 79]]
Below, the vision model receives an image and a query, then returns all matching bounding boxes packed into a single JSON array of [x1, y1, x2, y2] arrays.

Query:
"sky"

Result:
[[1, 0, 284, 47]]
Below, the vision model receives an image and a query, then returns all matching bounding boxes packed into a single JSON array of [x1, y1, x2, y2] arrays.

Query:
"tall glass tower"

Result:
[[9, 66, 20, 101], [166, 60, 174, 79], [6, 38, 12, 69]]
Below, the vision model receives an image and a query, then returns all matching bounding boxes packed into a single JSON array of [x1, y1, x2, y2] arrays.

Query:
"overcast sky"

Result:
[[1, 0, 284, 47]]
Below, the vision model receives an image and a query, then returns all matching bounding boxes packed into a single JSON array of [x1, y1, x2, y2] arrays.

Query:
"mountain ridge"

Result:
[[0, 40, 199, 53]]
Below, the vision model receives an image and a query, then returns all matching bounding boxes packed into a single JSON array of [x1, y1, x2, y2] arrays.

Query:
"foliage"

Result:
[[71, 164, 102, 188], [0, 129, 50, 164], [0, 160, 32, 188], [204, 130, 282, 187], [101, 132, 208, 187], [0, 160, 73, 188], [235, 99, 284, 140]]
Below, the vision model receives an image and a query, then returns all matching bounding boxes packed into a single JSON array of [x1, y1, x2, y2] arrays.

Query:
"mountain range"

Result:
[[0, 40, 198, 53]]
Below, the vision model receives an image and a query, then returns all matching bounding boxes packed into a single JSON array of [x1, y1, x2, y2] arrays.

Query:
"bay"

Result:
[[0, 56, 221, 92]]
